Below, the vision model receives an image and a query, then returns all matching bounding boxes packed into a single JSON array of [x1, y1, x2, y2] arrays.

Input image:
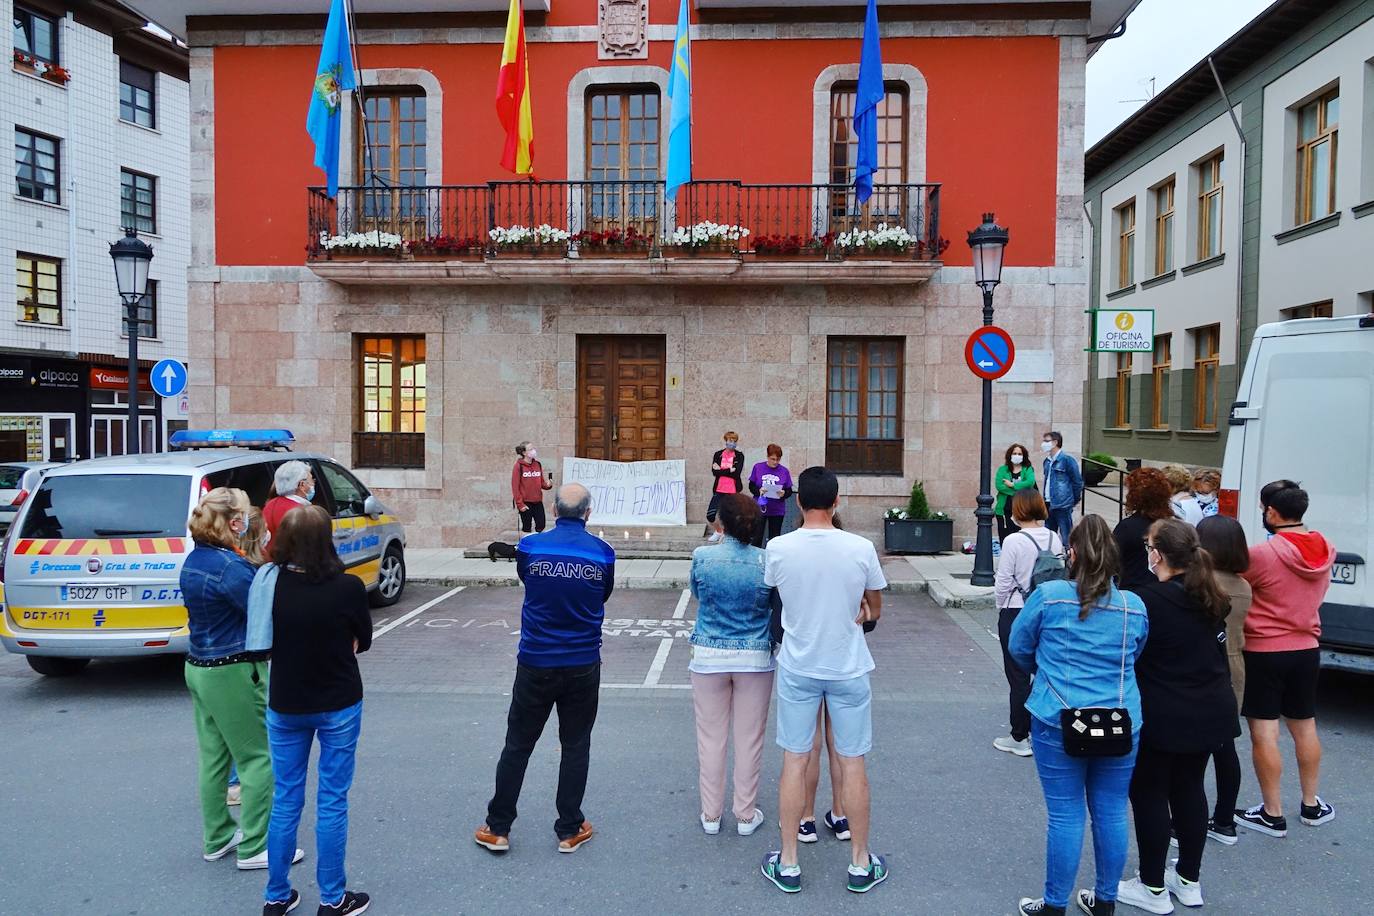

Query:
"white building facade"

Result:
[[2, 0, 188, 462], [1083, 0, 1374, 470]]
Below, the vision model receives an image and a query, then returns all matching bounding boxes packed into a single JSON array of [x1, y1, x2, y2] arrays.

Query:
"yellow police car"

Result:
[[0, 430, 406, 676]]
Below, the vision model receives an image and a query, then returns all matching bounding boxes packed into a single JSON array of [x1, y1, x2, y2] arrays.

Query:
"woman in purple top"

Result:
[[747, 444, 793, 547]]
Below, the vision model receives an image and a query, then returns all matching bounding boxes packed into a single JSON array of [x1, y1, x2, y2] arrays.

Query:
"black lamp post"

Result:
[[966, 212, 1009, 587], [109, 228, 153, 455]]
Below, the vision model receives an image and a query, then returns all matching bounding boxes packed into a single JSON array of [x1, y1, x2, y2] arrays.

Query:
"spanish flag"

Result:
[[496, 0, 534, 176]]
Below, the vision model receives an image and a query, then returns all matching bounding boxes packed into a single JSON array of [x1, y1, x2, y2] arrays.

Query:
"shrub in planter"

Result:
[[1082, 452, 1119, 487], [883, 480, 954, 554]]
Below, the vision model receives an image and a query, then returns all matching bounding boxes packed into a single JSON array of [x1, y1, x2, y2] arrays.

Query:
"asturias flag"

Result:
[[306, 0, 356, 198], [496, 0, 535, 176], [853, 0, 884, 205], [665, 0, 692, 201]]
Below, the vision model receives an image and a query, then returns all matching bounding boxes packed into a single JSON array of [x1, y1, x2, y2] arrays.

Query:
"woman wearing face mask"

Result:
[[1192, 469, 1221, 519], [705, 431, 745, 542], [1163, 464, 1204, 527], [994, 443, 1037, 543], [181, 487, 303, 872], [1117, 519, 1237, 915], [512, 441, 554, 534]]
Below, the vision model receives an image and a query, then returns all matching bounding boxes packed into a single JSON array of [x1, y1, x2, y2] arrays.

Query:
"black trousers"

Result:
[[1209, 737, 1242, 828], [1129, 745, 1210, 886], [997, 606, 1032, 741], [517, 500, 546, 533], [996, 511, 1020, 544], [751, 514, 784, 548], [486, 662, 601, 839]]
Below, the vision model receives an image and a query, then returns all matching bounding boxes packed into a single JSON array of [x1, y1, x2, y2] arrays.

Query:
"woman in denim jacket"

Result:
[[689, 493, 774, 837], [181, 487, 302, 872], [1009, 515, 1149, 916]]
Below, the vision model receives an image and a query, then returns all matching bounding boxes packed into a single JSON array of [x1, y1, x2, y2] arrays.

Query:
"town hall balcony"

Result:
[[305, 180, 944, 285]]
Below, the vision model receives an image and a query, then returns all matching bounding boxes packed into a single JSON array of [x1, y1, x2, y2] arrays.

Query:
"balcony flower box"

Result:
[[315, 230, 403, 260], [12, 50, 38, 75], [40, 64, 72, 85], [404, 236, 484, 261], [749, 233, 833, 261], [489, 224, 570, 258], [833, 223, 920, 260], [662, 222, 748, 258], [571, 227, 652, 259]]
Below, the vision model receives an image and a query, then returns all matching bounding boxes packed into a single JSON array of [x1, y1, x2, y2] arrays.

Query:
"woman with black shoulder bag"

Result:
[[1008, 515, 1150, 916]]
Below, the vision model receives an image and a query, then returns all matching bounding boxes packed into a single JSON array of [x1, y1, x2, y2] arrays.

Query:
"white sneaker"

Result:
[[1117, 876, 1174, 914], [1164, 864, 1203, 908], [737, 807, 766, 836], [700, 814, 721, 835], [708, 531, 723, 543], [993, 735, 1034, 757], [203, 829, 242, 861], [237, 847, 305, 871]]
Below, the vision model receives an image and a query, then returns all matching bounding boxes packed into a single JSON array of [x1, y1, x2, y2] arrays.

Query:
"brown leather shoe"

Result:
[[557, 821, 594, 854], [474, 824, 509, 853]]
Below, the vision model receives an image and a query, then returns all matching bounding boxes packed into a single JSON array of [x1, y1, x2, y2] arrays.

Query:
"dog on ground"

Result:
[[487, 541, 517, 562]]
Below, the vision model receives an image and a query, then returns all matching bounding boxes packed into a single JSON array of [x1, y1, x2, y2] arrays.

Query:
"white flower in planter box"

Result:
[[833, 223, 916, 252], [319, 229, 403, 251], [664, 221, 750, 248], [488, 224, 570, 247]]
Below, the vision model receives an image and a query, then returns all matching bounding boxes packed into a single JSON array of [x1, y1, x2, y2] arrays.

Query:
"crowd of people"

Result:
[[996, 464, 1337, 915], [182, 440, 1337, 914]]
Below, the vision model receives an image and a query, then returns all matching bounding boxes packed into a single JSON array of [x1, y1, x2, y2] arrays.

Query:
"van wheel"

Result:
[[371, 545, 405, 608], [26, 656, 90, 677]]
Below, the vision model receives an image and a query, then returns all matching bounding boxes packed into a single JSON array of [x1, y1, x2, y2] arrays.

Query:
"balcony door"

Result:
[[355, 90, 427, 235], [577, 336, 665, 461], [828, 82, 909, 232], [585, 88, 660, 236]]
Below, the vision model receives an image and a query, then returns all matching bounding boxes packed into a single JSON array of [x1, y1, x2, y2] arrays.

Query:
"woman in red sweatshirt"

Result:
[[512, 441, 553, 533]]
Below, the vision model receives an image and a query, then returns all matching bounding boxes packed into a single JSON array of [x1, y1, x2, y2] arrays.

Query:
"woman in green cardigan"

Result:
[[994, 443, 1037, 543]]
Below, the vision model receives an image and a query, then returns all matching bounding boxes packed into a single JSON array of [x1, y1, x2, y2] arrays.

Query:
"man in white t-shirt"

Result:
[[759, 466, 889, 896]]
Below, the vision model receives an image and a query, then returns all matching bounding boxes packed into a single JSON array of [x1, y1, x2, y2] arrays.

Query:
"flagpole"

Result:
[[343, 0, 379, 190]]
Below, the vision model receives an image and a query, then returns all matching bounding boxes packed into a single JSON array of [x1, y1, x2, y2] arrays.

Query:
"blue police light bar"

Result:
[[169, 429, 295, 450]]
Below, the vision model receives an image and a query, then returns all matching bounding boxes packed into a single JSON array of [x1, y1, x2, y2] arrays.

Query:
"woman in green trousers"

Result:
[[180, 487, 302, 870]]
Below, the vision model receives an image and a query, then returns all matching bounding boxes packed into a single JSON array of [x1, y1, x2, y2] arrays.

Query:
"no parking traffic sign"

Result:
[[964, 326, 1015, 381]]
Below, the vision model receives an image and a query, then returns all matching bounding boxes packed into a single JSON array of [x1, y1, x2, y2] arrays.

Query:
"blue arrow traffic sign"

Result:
[[964, 326, 1016, 381], [150, 359, 188, 398]]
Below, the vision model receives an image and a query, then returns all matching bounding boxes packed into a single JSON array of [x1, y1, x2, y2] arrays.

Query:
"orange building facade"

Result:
[[183, 0, 1111, 547]]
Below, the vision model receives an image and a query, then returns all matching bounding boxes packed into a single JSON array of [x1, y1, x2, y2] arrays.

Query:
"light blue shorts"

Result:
[[775, 667, 873, 758]]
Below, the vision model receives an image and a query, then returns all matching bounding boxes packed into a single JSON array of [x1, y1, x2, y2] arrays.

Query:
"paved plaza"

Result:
[[2, 585, 1369, 915]]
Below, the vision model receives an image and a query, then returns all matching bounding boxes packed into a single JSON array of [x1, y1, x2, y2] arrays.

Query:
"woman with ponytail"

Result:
[[1116, 519, 1239, 914]]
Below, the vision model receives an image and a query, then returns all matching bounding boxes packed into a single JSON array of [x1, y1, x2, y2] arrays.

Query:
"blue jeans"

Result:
[[1047, 507, 1075, 547], [1030, 717, 1137, 908], [265, 701, 363, 907]]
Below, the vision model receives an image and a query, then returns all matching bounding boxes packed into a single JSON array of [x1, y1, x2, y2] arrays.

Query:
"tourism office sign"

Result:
[[1091, 309, 1155, 353]]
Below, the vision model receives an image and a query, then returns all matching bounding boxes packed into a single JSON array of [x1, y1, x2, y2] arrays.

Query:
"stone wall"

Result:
[[189, 269, 1077, 548]]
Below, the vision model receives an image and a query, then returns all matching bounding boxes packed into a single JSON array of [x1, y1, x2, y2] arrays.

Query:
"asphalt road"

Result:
[[1, 584, 1370, 915]]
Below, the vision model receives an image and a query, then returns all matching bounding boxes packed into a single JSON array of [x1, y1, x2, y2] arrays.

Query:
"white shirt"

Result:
[[765, 527, 887, 680], [994, 526, 1063, 610]]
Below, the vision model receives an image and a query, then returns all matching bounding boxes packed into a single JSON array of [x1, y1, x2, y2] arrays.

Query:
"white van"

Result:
[[1220, 315, 1374, 673]]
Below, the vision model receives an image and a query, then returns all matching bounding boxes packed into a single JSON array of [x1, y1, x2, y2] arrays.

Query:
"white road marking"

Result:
[[372, 586, 465, 639], [642, 588, 692, 686]]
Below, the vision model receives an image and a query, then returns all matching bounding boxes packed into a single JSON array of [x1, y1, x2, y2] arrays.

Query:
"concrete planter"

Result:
[[883, 517, 954, 554]]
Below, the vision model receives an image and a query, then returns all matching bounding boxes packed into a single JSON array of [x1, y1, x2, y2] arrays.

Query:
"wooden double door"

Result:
[[577, 336, 665, 461]]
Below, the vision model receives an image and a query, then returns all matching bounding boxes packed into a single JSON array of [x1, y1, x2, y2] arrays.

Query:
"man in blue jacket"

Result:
[[1041, 430, 1084, 546], [475, 483, 615, 855]]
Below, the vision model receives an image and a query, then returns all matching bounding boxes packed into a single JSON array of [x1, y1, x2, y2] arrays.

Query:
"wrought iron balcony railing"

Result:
[[307, 180, 943, 261]]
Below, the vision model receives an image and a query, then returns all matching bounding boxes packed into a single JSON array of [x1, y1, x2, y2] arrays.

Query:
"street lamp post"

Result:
[[966, 213, 1009, 588], [109, 228, 154, 455]]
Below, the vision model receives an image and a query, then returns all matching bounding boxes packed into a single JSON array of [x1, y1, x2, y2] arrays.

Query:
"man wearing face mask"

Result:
[[1041, 431, 1083, 547], [263, 460, 317, 560], [512, 441, 554, 534], [1234, 480, 1337, 838]]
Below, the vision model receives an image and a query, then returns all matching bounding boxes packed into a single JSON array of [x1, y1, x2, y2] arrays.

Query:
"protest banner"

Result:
[[562, 457, 687, 526]]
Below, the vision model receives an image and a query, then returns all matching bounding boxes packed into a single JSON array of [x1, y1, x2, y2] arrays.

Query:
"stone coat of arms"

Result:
[[598, 0, 648, 60]]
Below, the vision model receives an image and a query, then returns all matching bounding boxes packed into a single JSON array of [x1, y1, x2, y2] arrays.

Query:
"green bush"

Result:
[[905, 479, 933, 520], [1084, 452, 1119, 469]]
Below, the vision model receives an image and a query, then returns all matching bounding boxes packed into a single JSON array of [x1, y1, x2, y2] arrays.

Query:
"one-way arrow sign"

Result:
[[150, 359, 188, 398]]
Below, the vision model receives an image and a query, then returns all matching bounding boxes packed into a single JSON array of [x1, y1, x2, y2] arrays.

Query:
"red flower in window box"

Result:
[[40, 63, 72, 85], [404, 235, 484, 257], [571, 226, 653, 253], [751, 233, 833, 257], [13, 50, 38, 72]]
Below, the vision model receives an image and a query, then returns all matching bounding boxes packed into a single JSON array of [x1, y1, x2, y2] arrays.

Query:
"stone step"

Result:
[[464, 525, 885, 560]]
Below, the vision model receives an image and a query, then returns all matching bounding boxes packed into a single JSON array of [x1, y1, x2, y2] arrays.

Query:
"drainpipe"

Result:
[[64, 12, 80, 362], [1207, 55, 1246, 373], [1083, 201, 1096, 451]]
